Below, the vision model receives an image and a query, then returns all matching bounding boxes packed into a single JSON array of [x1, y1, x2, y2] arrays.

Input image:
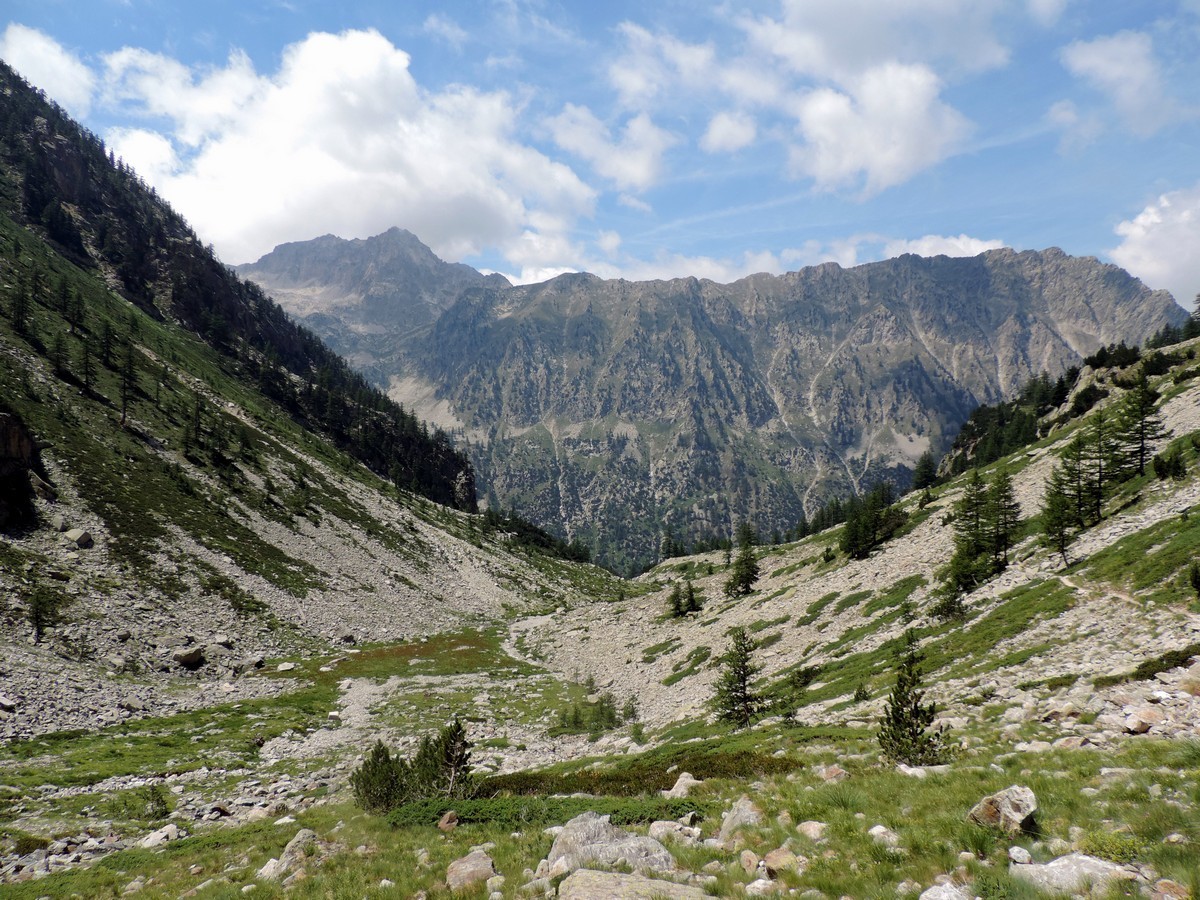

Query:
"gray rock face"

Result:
[[717, 796, 764, 849], [546, 812, 675, 878], [663, 771, 702, 798], [244, 232, 1187, 569], [968, 785, 1038, 834], [1008, 853, 1135, 896], [556, 869, 705, 899], [446, 849, 496, 891], [256, 828, 316, 880]]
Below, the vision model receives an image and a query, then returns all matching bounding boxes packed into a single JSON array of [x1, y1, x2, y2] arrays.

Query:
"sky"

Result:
[[1, 1, 1198, 307]]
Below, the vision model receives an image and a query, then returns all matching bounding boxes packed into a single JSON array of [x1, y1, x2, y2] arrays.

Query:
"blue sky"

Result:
[[2, 1, 1198, 306]]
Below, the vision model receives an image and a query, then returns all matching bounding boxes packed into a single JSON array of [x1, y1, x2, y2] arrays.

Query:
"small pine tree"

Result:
[[1116, 372, 1167, 477], [714, 627, 761, 729], [1041, 466, 1076, 567], [26, 584, 63, 643], [724, 544, 759, 597], [350, 740, 406, 813], [1189, 562, 1200, 600], [986, 468, 1021, 569], [912, 450, 938, 490], [684, 580, 702, 613], [668, 583, 684, 617], [877, 629, 947, 765]]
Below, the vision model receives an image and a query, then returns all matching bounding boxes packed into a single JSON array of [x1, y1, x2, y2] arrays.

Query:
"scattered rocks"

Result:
[[967, 785, 1038, 835], [546, 812, 675, 878], [139, 823, 182, 849]]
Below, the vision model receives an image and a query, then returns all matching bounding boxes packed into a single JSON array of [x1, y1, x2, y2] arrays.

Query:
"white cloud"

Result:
[[597, 230, 621, 255], [0, 23, 95, 116], [1045, 99, 1103, 152], [700, 110, 756, 153], [608, 22, 715, 109], [97, 29, 595, 267], [1110, 184, 1200, 308], [423, 14, 468, 49], [107, 126, 179, 183], [1027, 0, 1069, 27], [883, 233, 1004, 258], [789, 63, 969, 195], [1060, 31, 1174, 136], [547, 104, 677, 192]]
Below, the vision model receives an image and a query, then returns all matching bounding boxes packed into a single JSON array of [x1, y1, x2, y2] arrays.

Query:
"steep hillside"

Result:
[[243, 231, 1187, 572]]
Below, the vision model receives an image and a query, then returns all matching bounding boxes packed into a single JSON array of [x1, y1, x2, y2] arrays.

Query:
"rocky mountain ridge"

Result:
[[242, 233, 1187, 571]]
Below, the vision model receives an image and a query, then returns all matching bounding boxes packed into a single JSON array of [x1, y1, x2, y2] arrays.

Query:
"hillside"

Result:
[[242, 231, 1187, 572]]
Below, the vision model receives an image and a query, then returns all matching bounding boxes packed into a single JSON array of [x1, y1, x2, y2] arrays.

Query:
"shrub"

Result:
[[1078, 830, 1143, 863], [351, 718, 477, 814], [877, 629, 948, 765], [386, 796, 709, 829]]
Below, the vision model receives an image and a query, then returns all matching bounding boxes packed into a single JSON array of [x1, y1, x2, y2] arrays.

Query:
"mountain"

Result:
[[242, 233, 1188, 572]]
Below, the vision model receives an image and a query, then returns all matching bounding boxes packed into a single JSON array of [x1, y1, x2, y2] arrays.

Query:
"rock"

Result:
[[716, 796, 764, 848], [276, 662, 298, 672], [106, 655, 127, 672], [438, 810, 459, 832], [446, 849, 496, 891], [1009, 853, 1134, 896], [663, 771, 703, 798], [797, 820, 827, 842], [519, 877, 554, 896], [1124, 708, 1165, 734], [1008, 846, 1032, 865], [746, 878, 783, 896], [50, 513, 68, 531], [919, 885, 972, 900], [546, 812, 675, 877], [740, 849, 760, 874], [139, 823, 181, 848], [869, 825, 901, 848], [648, 820, 699, 845], [763, 847, 805, 877], [817, 764, 848, 782], [172, 646, 205, 669], [1152, 879, 1190, 899], [0, 695, 18, 713], [257, 829, 316, 881], [556, 870, 705, 899], [64, 528, 93, 549], [967, 785, 1038, 835]]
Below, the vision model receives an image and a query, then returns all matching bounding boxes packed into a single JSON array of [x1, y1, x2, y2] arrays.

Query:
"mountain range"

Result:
[[240, 230, 1187, 571]]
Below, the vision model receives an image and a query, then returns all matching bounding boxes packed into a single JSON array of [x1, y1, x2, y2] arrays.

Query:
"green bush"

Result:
[[386, 796, 709, 828], [1078, 830, 1143, 863], [352, 718, 477, 814]]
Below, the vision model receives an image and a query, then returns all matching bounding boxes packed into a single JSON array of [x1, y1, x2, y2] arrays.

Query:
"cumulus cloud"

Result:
[[1060, 31, 1175, 136], [1110, 184, 1200, 308], [423, 14, 468, 49], [789, 63, 969, 195], [547, 104, 677, 192], [608, 22, 715, 108], [93, 28, 595, 267], [0, 23, 95, 116], [700, 110, 756, 153], [883, 233, 1005, 258], [1027, 0, 1069, 27]]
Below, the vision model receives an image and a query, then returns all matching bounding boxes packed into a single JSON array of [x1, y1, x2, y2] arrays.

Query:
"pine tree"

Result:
[[350, 741, 407, 813], [912, 450, 938, 490], [668, 583, 684, 617], [1116, 372, 1167, 477], [1058, 434, 1092, 527], [986, 468, 1021, 569], [1041, 465, 1076, 566], [1084, 408, 1117, 522], [684, 580, 702, 614], [877, 629, 947, 765], [944, 469, 990, 593], [714, 627, 761, 729], [724, 542, 760, 597]]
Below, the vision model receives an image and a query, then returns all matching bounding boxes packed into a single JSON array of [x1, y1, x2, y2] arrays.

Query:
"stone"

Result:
[[746, 878, 783, 896], [716, 796, 764, 848], [817, 764, 848, 782], [438, 810, 459, 832], [797, 820, 828, 842], [172, 646, 205, 669], [556, 870, 705, 899], [256, 829, 316, 881], [740, 849, 760, 874], [1009, 846, 1032, 864], [918, 885, 972, 900], [64, 528, 93, 549], [446, 849, 496, 891], [1124, 708, 1165, 734], [139, 823, 181, 848], [763, 847, 806, 877], [869, 825, 900, 848], [967, 785, 1038, 835], [1152, 879, 1190, 899], [276, 662, 298, 672], [1009, 853, 1134, 896], [0, 695, 18, 713], [546, 812, 675, 878], [663, 771, 703, 798], [648, 820, 699, 845]]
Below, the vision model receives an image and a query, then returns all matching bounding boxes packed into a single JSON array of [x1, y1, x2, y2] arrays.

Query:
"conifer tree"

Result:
[[714, 627, 761, 729], [944, 469, 990, 592], [1116, 372, 1167, 477], [911, 450, 938, 490], [1041, 465, 1076, 566], [684, 580, 702, 614], [724, 532, 760, 597], [986, 468, 1021, 569], [668, 583, 684, 617], [877, 629, 947, 765]]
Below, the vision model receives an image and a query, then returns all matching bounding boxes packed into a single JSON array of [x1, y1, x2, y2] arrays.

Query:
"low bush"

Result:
[[386, 796, 710, 828], [1078, 830, 1144, 863]]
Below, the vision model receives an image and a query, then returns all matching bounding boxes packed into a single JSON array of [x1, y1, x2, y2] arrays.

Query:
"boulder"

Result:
[[663, 771, 703, 798], [869, 825, 901, 848], [0, 695, 18, 713], [257, 828, 316, 880], [763, 846, 806, 877], [967, 785, 1038, 835], [648, 820, 699, 845], [172, 646, 205, 669], [797, 820, 827, 842], [438, 810, 459, 832], [746, 878, 783, 896], [716, 795, 764, 848], [919, 885, 972, 900], [1009, 853, 1134, 896], [1124, 708, 1165, 734], [556, 870, 705, 899], [446, 849, 496, 891], [64, 528, 93, 549], [139, 823, 181, 848], [546, 812, 675, 878]]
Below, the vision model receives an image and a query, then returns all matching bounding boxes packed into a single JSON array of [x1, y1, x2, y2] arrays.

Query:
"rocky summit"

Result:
[[242, 232, 1186, 571]]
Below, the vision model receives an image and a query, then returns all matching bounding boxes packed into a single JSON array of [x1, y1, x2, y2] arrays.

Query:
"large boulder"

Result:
[[446, 849, 496, 891], [172, 646, 205, 669], [716, 796, 764, 849], [64, 528, 93, 549], [1009, 853, 1135, 896], [967, 785, 1038, 835], [557, 869, 705, 899], [663, 772, 703, 798], [547, 812, 675, 878], [257, 828, 317, 880]]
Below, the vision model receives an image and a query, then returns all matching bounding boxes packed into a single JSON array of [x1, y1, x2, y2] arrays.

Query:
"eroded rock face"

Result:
[[0, 410, 38, 529], [1008, 853, 1135, 896], [546, 812, 675, 878]]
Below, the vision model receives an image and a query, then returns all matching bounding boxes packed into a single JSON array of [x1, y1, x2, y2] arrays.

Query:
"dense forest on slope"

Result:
[[0, 61, 474, 510]]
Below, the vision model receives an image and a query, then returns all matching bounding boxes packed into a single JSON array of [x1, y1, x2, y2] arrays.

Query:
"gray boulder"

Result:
[[968, 785, 1037, 834], [257, 828, 316, 880], [716, 795, 764, 848], [172, 646, 205, 669], [663, 771, 702, 798], [64, 528, 93, 549], [1009, 853, 1134, 896], [546, 812, 675, 878], [446, 849, 496, 891], [556, 870, 705, 899], [919, 885, 972, 900]]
